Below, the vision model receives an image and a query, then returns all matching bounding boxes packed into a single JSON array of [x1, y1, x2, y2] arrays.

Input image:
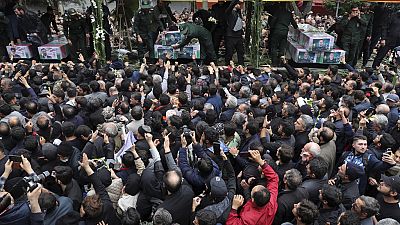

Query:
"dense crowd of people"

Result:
[[0, 1, 400, 225]]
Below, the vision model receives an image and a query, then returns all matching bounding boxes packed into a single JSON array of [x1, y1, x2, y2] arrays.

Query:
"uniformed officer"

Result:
[[268, 2, 298, 67], [63, 8, 89, 61], [357, 4, 373, 67], [338, 5, 367, 67], [172, 22, 216, 64], [372, 9, 400, 68], [155, 0, 176, 29], [133, 6, 163, 61], [0, 12, 11, 60]]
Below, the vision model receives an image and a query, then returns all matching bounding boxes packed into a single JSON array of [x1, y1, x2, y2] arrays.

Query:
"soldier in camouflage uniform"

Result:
[[63, 8, 89, 61], [133, 7, 163, 61], [338, 5, 367, 67]]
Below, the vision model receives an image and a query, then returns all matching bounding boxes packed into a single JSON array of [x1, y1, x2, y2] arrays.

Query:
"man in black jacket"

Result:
[[13, 4, 48, 44], [318, 185, 345, 225], [268, 3, 298, 66], [211, 0, 229, 56], [300, 156, 328, 205], [372, 9, 400, 68], [272, 168, 309, 225], [40, 6, 58, 36], [328, 162, 364, 210], [158, 170, 195, 225], [224, 0, 244, 66], [293, 115, 313, 162]]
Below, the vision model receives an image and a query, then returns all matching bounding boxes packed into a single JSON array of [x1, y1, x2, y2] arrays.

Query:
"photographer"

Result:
[[178, 131, 220, 195], [0, 156, 44, 225], [79, 153, 120, 225], [82, 129, 115, 160]]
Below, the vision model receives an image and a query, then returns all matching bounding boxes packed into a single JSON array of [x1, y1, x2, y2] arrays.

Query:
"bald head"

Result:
[[8, 116, 21, 128], [109, 86, 118, 96], [250, 95, 260, 107], [319, 127, 334, 144], [376, 104, 390, 115], [37, 116, 50, 130], [163, 170, 182, 194], [238, 103, 249, 113]]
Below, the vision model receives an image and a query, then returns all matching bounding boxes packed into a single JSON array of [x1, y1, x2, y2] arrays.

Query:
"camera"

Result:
[[23, 171, 50, 192], [181, 125, 192, 145]]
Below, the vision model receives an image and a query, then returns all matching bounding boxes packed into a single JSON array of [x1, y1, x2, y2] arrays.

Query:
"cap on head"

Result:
[[381, 175, 400, 194]]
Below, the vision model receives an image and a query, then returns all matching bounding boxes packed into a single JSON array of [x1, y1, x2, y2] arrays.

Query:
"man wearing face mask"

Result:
[[57, 142, 81, 178], [372, 9, 400, 68]]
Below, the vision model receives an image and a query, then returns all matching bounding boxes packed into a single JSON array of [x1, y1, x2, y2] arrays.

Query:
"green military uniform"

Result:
[[357, 11, 373, 65], [268, 3, 298, 66], [177, 22, 216, 63], [63, 9, 88, 61], [339, 15, 367, 67], [133, 8, 163, 60]]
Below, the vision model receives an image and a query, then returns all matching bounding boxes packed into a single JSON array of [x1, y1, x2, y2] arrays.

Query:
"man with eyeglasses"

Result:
[[338, 5, 367, 67], [375, 175, 400, 222]]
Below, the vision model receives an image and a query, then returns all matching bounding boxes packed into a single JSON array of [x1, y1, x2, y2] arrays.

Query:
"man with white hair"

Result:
[[105, 86, 119, 107], [219, 95, 237, 123], [294, 114, 314, 161], [295, 142, 321, 177], [377, 218, 400, 225]]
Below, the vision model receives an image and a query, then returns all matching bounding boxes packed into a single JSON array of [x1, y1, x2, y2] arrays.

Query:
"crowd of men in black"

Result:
[[0, 1, 399, 225]]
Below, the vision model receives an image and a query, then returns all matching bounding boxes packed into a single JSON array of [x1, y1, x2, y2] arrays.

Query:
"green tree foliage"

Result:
[[324, 0, 363, 16]]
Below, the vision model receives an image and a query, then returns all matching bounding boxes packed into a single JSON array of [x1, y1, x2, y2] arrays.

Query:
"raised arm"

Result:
[[80, 153, 112, 204], [164, 134, 180, 172]]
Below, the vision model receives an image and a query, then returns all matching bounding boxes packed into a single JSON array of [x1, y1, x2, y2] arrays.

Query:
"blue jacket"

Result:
[[339, 150, 393, 194], [387, 107, 399, 131], [206, 94, 223, 115], [0, 201, 44, 225], [178, 144, 220, 195]]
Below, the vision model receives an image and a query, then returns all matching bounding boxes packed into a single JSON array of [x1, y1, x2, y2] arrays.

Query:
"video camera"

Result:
[[23, 171, 51, 192]]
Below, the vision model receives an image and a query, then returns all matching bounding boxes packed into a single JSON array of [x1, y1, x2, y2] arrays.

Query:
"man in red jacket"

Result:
[[226, 150, 279, 225]]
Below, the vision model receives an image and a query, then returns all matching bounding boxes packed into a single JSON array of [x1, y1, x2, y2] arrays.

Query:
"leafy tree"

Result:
[[324, 0, 363, 17]]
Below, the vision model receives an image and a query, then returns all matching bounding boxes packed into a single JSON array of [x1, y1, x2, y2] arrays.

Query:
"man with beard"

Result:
[[328, 162, 364, 210], [13, 4, 48, 58], [293, 115, 313, 161], [375, 175, 400, 222]]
